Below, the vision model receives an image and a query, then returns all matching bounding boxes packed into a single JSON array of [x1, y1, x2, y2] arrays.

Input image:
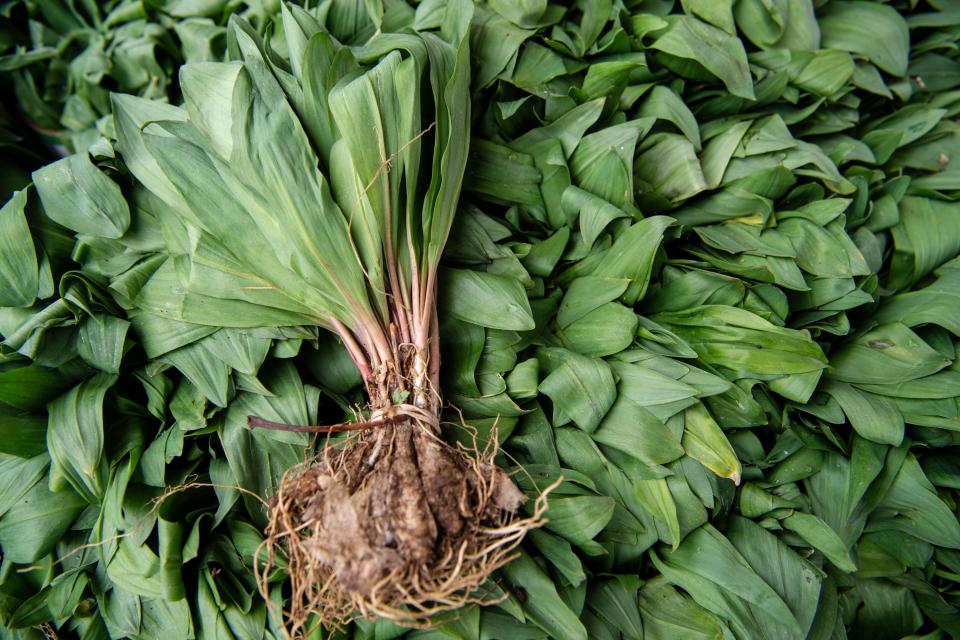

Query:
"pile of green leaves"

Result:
[[0, 0, 278, 154], [2, 1, 960, 639]]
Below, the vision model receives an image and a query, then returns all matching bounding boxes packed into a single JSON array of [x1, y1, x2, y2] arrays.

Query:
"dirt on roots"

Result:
[[255, 411, 550, 635]]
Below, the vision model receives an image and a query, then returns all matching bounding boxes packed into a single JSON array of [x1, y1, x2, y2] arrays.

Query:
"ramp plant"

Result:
[[33, 0, 545, 632]]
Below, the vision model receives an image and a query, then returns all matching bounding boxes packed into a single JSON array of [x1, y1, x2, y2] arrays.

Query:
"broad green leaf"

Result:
[[0, 189, 39, 307], [735, 0, 820, 50], [107, 538, 170, 601], [46, 373, 116, 503], [639, 576, 725, 640], [636, 134, 707, 202], [873, 455, 960, 549], [538, 351, 616, 432], [557, 277, 630, 328], [887, 196, 960, 290], [612, 359, 700, 408], [788, 49, 854, 97], [561, 186, 628, 249], [521, 227, 569, 277], [681, 0, 735, 34], [635, 478, 681, 546], [570, 120, 654, 210], [161, 340, 231, 408], [822, 380, 904, 446], [77, 314, 130, 373], [848, 580, 923, 639], [586, 578, 644, 640], [592, 396, 684, 465], [873, 261, 960, 336], [544, 495, 616, 547], [220, 363, 317, 511], [0, 476, 85, 563], [682, 403, 741, 484], [471, 5, 536, 89], [726, 516, 822, 638], [0, 453, 48, 517], [139, 595, 195, 640], [653, 16, 755, 99], [559, 302, 637, 357], [488, 0, 546, 28], [639, 85, 701, 149], [0, 364, 72, 412], [32, 152, 131, 238], [593, 216, 674, 304], [511, 98, 604, 158], [502, 552, 588, 640], [819, 1, 910, 76], [654, 306, 828, 385], [828, 323, 951, 385], [652, 524, 803, 638], [441, 268, 535, 331], [781, 511, 857, 573], [528, 529, 586, 587]]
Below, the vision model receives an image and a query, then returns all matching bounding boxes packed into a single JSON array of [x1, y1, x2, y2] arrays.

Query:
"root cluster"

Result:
[[255, 412, 548, 635]]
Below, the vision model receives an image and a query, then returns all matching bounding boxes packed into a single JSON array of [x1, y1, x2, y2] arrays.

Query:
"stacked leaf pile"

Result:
[[2, 1, 960, 639], [0, 0, 282, 155]]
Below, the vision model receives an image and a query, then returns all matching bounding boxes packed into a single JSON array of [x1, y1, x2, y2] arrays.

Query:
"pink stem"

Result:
[[332, 318, 372, 381]]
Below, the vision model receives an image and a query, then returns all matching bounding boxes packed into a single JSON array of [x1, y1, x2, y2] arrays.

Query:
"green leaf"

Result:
[[78, 314, 130, 373], [32, 153, 131, 238], [0, 476, 85, 563], [639, 85, 701, 149], [639, 576, 725, 640], [592, 396, 684, 465], [538, 350, 616, 432], [586, 578, 644, 640], [828, 323, 951, 385], [0, 364, 72, 412], [887, 196, 960, 291], [635, 478, 681, 546], [873, 261, 960, 336], [612, 359, 700, 407], [528, 529, 586, 587], [521, 227, 569, 277], [0, 453, 48, 517], [46, 373, 117, 504], [544, 495, 616, 547], [488, 0, 546, 28], [873, 454, 960, 549], [592, 216, 674, 304], [682, 402, 741, 484], [654, 305, 828, 393], [653, 524, 803, 637], [561, 186, 628, 249], [0, 189, 39, 307], [502, 552, 588, 640], [559, 302, 637, 357], [734, 0, 819, 50], [781, 512, 857, 573], [682, 0, 735, 34], [557, 277, 630, 328], [822, 380, 904, 446], [725, 516, 821, 638], [819, 1, 910, 76], [162, 340, 231, 408], [636, 134, 707, 202], [107, 538, 171, 601], [441, 268, 535, 331], [653, 16, 755, 100], [570, 120, 654, 210]]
